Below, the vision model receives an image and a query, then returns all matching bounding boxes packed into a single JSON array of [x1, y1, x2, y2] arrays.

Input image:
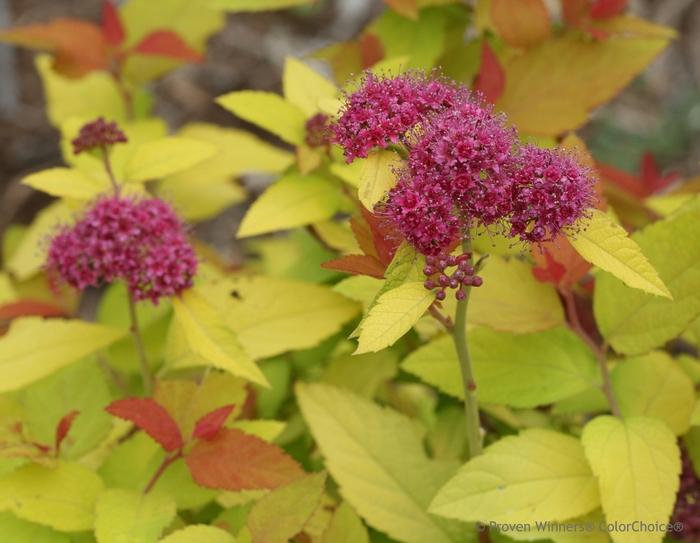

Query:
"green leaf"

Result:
[[217, 91, 307, 145], [297, 383, 472, 543], [213, 0, 315, 11], [429, 429, 600, 523], [355, 282, 434, 354], [322, 350, 398, 398], [581, 416, 681, 543], [247, 472, 326, 543], [401, 327, 599, 407], [570, 210, 670, 298], [124, 137, 216, 182], [159, 525, 236, 543], [0, 512, 71, 543], [283, 57, 337, 117], [238, 173, 340, 237], [0, 273, 17, 305], [594, 201, 700, 354], [95, 489, 176, 543], [21, 360, 113, 459], [0, 317, 125, 393], [0, 462, 104, 531], [357, 150, 401, 211], [171, 288, 268, 386], [22, 167, 107, 200], [322, 502, 369, 543], [610, 351, 695, 436]]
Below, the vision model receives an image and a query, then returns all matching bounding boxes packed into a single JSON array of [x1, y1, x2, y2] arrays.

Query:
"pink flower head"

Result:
[[671, 448, 700, 541], [47, 196, 197, 304], [72, 117, 128, 155], [509, 146, 596, 243], [305, 113, 331, 148], [333, 72, 463, 162]]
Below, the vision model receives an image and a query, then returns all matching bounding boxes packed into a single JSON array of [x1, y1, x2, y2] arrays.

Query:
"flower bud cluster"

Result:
[[423, 251, 482, 300], [71, 117, 127, 155]]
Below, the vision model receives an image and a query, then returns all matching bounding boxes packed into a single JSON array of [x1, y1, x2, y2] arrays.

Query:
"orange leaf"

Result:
[[0, 19, 109, 77], [101, 1, 125, 46], [321, 255, 386, 279], [562, 0, 590, 26], [360, 33, 385, 69], [132, 30, 203, 62], [532, 236, 591, 291], [192, 404, 235, 441], [106, 398, 183, 452], [185, 428, 304, 491], [474, 41, 505, 104], [55, 410, 79, 454], [491, 0, 551, 48], [590, 0, 627, 20], [383, 0, 419, 20], [0, 299, 67, 321]]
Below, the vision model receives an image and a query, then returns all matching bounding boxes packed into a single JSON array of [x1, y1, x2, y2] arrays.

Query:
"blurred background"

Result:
[[1, 0, 699, 240]]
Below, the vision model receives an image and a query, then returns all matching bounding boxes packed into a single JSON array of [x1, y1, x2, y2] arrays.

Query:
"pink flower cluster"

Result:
[[332, 73, 596, 256], [47, 197, 197, 304], [71, 117, 128, 155], [672, 449, 700, 541]]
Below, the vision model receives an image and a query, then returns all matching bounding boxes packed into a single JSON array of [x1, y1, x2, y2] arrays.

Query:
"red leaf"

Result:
[[590, 0, 627, 20], [186, 428, 304, 491], [192, 404, 235, 441], [361, 207, 400, 266], [132, 30, 203, 62], [106, 398, 183, 452], [597, 153, 677, 199], [532, 250, 566, 286], [562, 0, 590, 26], [0, 19, 109, 77], [321, 255, 386, 279], [359, 33, 384, 69], [101, 1, 125, 46], [474, 42, 505, 105], [55, 410, 79, 454], [640, 152, 678, 195], [0, 300, 67, 321], [531, 236, 591, 291]]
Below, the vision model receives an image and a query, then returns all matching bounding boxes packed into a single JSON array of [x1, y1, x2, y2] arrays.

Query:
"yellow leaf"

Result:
[[355, 282, 434, 354], [0, 461, 104, 531], [357, 150, 402, 211], [0, 317, 125, 393], [491, 0, 550, 48], [297, 383, 470, 543], [283, 57, 338, 117], [200, 273, 360, 359], [95, 489, 176, 543], [237, 173, 340, 237], [6, 201, 74, 280], [213, 0, 316, 11], [232, 420, 286, 442], [322, 502, 369, 543], [171, 289, 268, 386], [570, 209, 671, 298], [313, 220, 360, 254], [217, 91, 307, 145], [611, 351, 695, 435], [330, 160, 364, 188], [692, 400, 700, 426], [159, 525, 235, 543], [22, 167, 107, 200], [124, 137, 216, 183], [430, 429, 600, 523], [497, 32, 673, 135], [581, 416, 681, 543], [0, 273, 17, 305]]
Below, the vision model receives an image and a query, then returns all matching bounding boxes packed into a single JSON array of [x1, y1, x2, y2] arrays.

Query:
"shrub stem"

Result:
[[127, 293, 153, 395]]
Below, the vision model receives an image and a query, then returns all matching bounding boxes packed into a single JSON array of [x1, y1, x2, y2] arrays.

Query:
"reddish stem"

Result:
[[143, 451, 181, 494]]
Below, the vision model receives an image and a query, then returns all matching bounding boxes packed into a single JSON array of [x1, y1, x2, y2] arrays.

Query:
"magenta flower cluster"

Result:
[[71, 117, 128, 155], [47, 197, 197, 304], [332, 73, 596, 256]]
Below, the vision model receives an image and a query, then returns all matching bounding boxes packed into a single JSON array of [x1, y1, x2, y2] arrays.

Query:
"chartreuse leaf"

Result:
[[594, 201, 700, 355], [217, 91, 307, 145], [430, 429, 600, 524], [0, 461, 104, 531], [691, 399, 700, 426], [283, 57, 337, 117], [0, 317, 125, 393], [6, 201, 73, 280], [124, 137, 216, 182], [570, 210, 670, 298], [95, 489, 176, 543], [297, 383, 473, 543], [355, 282, 434, 354], [357, 150, 401, 211], [322, 502, 369, 543], [22, 167, 106, 199], [497, 31, 674, 135], [200, 273, 359, 359], [402, 327, 599, 407], [171, 288, 268, 386], [247, 472, 326, 543], [238, 173, 340, 237], [581, 416, 681, 543], [469, 256, 565, 333], [0, 512, 71, 543], [213, 0, 314, 10], [0, 273, 17, 305], [159, 525, 235, 543], [610, 352, 695, 435], [322, 350, 398, 398]]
